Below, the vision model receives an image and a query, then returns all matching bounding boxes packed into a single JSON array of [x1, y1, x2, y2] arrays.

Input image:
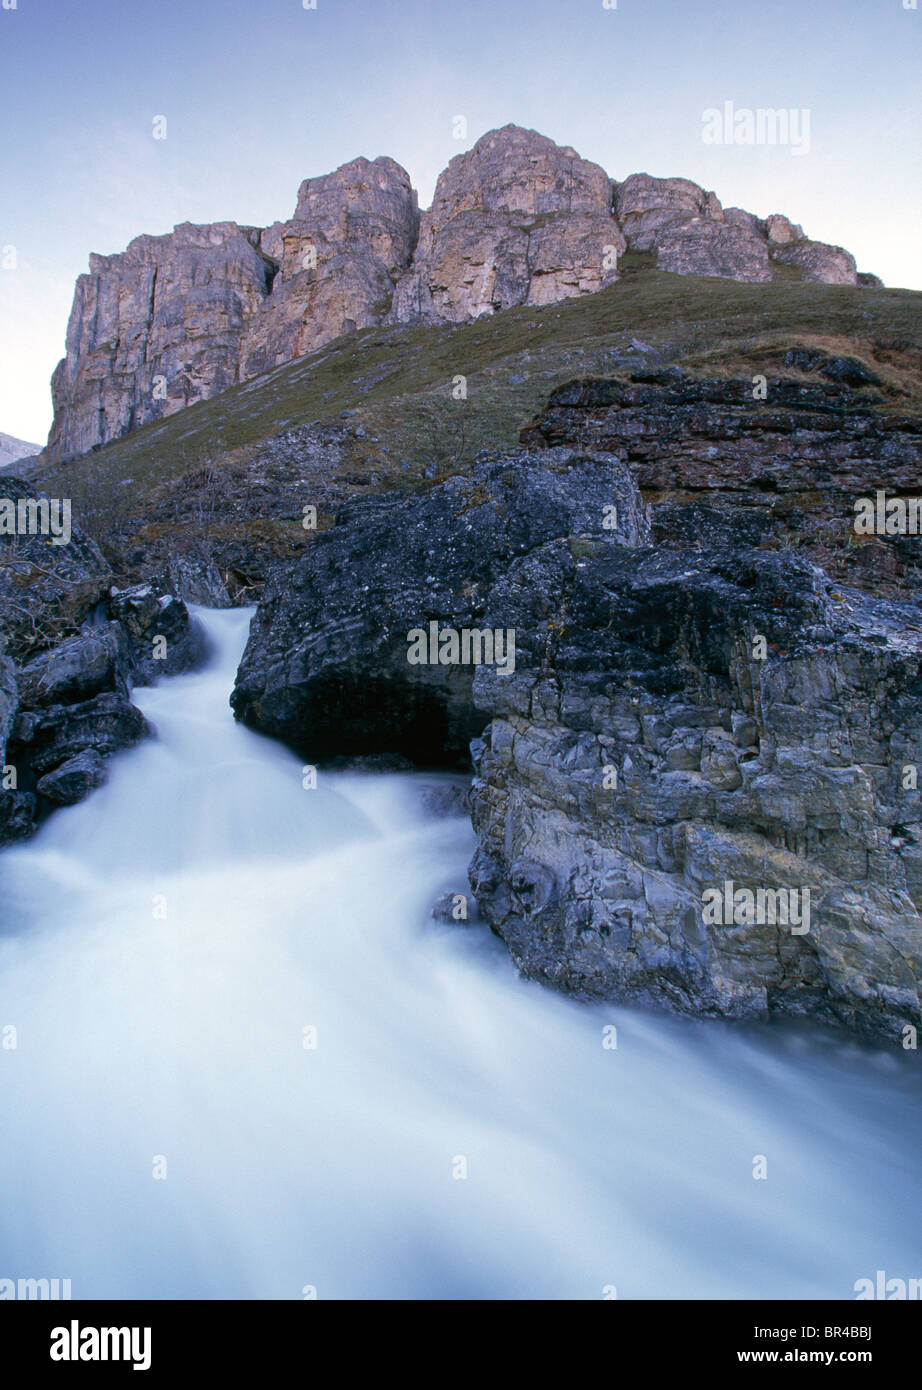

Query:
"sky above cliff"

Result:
[[0, 0, 919, 443]]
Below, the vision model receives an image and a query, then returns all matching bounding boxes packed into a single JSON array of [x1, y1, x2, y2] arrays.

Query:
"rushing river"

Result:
[[0, 607, 919, 1300]]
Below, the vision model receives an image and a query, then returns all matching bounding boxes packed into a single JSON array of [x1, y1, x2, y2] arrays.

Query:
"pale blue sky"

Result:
[[1, 0, 919, 442]]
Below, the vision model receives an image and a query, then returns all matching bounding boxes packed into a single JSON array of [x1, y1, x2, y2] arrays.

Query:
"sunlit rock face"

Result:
[[47, 222, 274, 463], [43, 127, 879, 463], [239, 156, 419, 379], [389, 124, 625, 323]]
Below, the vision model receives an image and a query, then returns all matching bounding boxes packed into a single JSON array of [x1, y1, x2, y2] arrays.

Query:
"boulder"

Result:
[[36, 749, 107, 806], [16, 623, 131, 708], [16, 692, 149, 778], [107, 585, 209, 682], [231, 449, 649, 765]]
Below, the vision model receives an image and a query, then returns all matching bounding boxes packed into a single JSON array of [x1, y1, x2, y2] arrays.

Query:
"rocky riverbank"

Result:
[[0, 476, 206, 846], [231, 369, 922, 1039]]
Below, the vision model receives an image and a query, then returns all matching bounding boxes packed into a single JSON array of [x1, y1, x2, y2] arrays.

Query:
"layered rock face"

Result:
[[239, 157, 419, 378], [469, 545, 922, 1036], [389, 125, 624, 322], [47, 223, 274, 462], [45, 126, 881, 463], [521, 360, 922, 593], [231, 376, 922, 1038]]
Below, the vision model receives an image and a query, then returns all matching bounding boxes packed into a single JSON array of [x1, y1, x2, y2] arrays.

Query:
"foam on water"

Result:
[[1, 607, 919, 1299]]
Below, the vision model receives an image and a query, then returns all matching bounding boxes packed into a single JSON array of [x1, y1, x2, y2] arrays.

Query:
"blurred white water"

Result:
[[0, 606, 920, 1300]]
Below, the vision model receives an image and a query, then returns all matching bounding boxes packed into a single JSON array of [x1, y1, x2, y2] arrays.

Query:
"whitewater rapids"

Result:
[[0, 607, 919, 1299]]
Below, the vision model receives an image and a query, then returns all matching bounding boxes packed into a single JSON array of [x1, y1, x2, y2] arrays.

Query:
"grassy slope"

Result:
[[34, 270, 922, 534]]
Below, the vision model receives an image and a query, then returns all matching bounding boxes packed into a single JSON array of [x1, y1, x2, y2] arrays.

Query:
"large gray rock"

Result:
[[15, 692, 149, 777], [468, 543, 922, 1039], [16, 623, 131, 708], [231, 450, 649, 765], [36, 749, 108, 806], [107, 585, 209, 683]]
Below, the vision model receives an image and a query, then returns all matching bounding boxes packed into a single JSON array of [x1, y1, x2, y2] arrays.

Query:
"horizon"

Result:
[[1, 0, 920, 443]]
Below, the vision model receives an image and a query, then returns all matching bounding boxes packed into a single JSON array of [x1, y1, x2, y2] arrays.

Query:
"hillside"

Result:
[[32, 269, 922, 602]]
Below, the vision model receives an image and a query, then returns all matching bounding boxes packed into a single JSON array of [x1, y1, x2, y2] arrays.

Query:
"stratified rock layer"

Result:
[[44, 126, 881, 462], [520, 362, 922, 592], [469, 544, 922, 1037]]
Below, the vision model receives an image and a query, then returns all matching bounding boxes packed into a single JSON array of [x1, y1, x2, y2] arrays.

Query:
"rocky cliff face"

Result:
[[239, 157, 419, 379], [47, 223, 274, 463], [521, 357, 922, 594], [389, 126, 624, 323], [45, 125, 881, 463], [230, 372, 922, 1040]]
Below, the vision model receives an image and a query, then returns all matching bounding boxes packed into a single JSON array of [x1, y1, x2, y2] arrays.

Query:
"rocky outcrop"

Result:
[[0, 628, 150, 840], [0, 478, 207, 844], [389, 125, 624, 322], [239, 157, 418, 378], [47, 223, 275, 462], [107, 584, 209, 682], [467, 542, 922, 1037], [230, 450, 648, 765], [519, 363, 922, 593], [44, 127, 881, 463], [231, 373, 922, 1039], [770, 239, 857, 285], [614, 174, 773, 282]]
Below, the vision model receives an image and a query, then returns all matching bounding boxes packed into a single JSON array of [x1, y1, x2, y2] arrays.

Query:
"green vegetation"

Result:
[[37, 270, 922, 527]]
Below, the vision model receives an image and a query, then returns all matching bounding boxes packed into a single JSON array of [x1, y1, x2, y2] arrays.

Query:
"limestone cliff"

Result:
[[45, 125, 881, 463]]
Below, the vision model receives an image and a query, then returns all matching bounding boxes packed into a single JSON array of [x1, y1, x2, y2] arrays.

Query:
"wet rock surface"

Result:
[[230, 450, 648, 765]]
